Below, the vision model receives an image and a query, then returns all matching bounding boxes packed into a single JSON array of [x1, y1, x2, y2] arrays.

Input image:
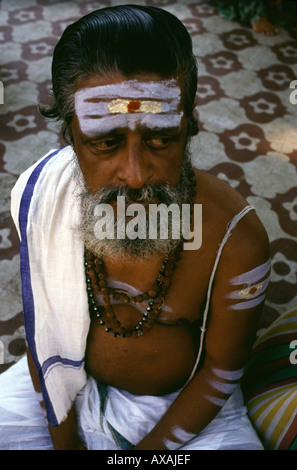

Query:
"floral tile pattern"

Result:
[[0, 0, 296, 371]]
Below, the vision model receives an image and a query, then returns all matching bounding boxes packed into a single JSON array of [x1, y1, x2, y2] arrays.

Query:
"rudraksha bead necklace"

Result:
[[85, 242, 183, 338]]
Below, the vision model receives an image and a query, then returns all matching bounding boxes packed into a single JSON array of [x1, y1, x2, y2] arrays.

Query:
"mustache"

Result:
[[89, 181, 181, 206]]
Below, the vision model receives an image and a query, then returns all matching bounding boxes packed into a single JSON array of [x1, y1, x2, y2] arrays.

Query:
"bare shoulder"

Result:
[[194, 169, 251, 218], [193, 168, 270, 275]]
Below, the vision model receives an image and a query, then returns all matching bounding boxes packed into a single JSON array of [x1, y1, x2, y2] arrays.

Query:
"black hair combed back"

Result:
[[67, 6, 193, 75], [41, 5, 198, 144]]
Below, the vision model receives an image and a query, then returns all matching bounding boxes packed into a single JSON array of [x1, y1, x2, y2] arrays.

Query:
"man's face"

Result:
[[71, 72, 189, 193], [71, 73, 194, 259]]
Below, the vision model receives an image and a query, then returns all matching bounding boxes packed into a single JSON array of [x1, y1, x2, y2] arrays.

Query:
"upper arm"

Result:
[[203, 209, 270, 372]]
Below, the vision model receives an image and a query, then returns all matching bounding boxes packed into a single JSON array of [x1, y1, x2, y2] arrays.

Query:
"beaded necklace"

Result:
[[84, 167, 197, 339], [85, 242, 183, 338]]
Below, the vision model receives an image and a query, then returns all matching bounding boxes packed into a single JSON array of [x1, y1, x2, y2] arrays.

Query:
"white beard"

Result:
[[74, 151, 195, 260]]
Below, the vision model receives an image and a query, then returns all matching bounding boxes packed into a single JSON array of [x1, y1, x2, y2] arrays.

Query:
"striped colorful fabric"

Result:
[[242, 304, 297, 450]]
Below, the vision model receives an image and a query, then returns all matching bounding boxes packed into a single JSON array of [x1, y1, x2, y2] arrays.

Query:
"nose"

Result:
[[116, 136, 151, 189]]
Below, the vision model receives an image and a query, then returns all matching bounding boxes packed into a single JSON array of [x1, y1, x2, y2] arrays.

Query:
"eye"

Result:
[[145, 135, 175, 149], [89, 136, 122, 151]]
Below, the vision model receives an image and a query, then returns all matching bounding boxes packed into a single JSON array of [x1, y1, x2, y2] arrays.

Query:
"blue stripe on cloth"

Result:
[[42, 355, 85, 378], [97, 383, 133, 450], [18, 148, 67, 427], [107, 423, 134, 450]]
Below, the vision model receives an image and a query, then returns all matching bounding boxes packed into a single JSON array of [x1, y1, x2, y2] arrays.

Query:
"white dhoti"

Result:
[[0, 356, 263, 450]]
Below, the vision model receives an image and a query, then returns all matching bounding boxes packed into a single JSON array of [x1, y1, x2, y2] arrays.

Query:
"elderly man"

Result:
[[0, 5, 269, 450]]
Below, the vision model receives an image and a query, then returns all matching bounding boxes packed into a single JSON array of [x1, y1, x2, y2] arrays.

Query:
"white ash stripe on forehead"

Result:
[[77, 112, 183, 138], [78, 98, 180, 117], [229, 259, 271, 286], [75, 79, 183, 137], [75, 79, 181, 102]]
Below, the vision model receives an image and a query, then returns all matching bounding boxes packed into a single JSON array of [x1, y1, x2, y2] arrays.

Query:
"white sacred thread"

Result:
[[75, 79, 183, 137], [163, 426, 196, 450]]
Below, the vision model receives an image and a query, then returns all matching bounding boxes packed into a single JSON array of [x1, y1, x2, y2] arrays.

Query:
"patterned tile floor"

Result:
[[0, 0, 296, 372]]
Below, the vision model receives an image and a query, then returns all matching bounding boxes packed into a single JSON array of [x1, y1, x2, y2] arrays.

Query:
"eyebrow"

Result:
[[141, 125, 182, 134], [76, 108, 184, 138], [81, 125, 182, 140]]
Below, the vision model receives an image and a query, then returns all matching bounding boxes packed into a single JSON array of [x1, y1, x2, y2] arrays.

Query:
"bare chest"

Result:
[[84, 248, 215, 394], [86, 246, 214, 332]]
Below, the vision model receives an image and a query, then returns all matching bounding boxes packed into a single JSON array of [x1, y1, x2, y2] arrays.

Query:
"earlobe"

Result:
[[188, 100, 199, 136], [188, 115, 199, 137]]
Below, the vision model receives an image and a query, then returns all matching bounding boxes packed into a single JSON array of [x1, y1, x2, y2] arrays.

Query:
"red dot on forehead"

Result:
[[127, 100, 141, 113]]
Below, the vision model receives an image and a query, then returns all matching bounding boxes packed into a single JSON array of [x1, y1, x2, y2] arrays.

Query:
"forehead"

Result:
[[74, 75, 184, 137], [75, 72, 183, 94], [76, 78, 181, 99]]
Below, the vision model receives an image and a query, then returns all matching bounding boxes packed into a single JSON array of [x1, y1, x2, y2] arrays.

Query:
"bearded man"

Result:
[[0, 5, 269, 450]]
